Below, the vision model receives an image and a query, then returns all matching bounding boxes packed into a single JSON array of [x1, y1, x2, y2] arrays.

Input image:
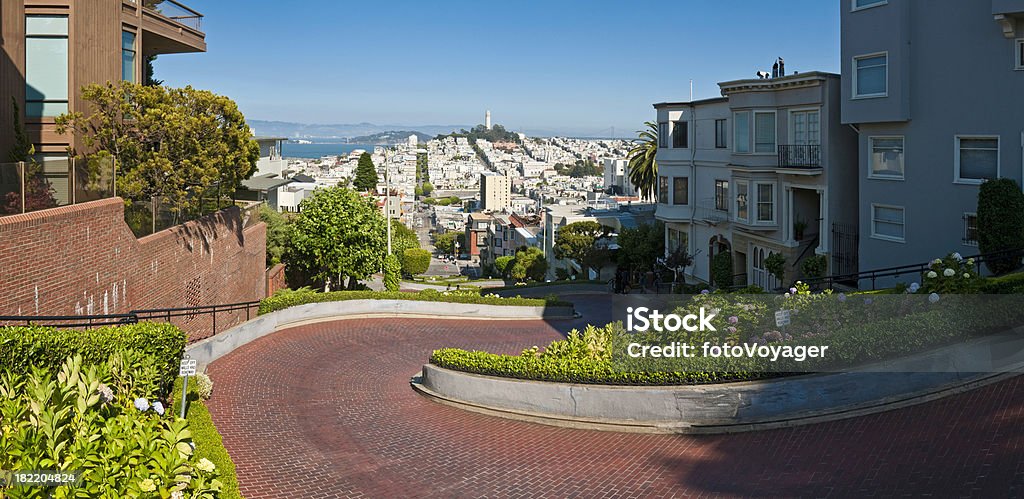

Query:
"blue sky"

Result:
[[157, 0, 840, 136]]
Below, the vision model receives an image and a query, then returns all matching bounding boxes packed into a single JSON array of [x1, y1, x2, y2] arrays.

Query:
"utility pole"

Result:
[[385, 148, 392, 255]]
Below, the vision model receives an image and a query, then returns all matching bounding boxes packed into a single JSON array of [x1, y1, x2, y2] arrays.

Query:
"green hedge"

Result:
[[431, 297, 1024, 386], [979, 272, 1024, 294], [171, 378, 242, 499], [401, 248, 431, 276], [0, 322, 185, 396], [258, 289, 571, 315], [485, 279, 604, 292]]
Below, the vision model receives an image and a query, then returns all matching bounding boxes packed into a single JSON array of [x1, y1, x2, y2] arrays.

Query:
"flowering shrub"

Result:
[[921, 253, 979, 294], [193, 373, 215, 401], [0, 355, 222, 497]]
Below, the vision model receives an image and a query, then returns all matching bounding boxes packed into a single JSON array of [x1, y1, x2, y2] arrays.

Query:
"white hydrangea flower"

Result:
[[196, 458, 216, 473], [943, 268, 955, 277], [926, 271, 938, 278], [967, 258, 975, 266], [963, 273, 970, 279], [929, 293, 940, 303], [952, 252, 963, 261], [908, 282, 920, 293], [932, 259, 943, 265]]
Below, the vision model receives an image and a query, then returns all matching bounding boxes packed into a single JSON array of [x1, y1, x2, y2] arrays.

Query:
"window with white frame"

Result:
[[755, 183, 775, 223], [754, 111, 776, 153], [734, 111, 750, 153], [871, 204, 905, 242], [735, 180, 749, 222], [853, 53, 887, 98], [1016, 39, 1023, 70], [869, 136, 904, 179], [955, 136, 999, 183], [852, 0, 886, 11], [672, 177, 688, 205], [963, 212, 978, 246]]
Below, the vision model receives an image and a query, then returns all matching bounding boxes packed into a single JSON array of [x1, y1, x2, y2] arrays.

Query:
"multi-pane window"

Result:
[[735, 180, 749, 222], [25, 15, 69, 117], [955, 136, 999, 183], [714, 180, 729, 211], [658, 122, 669, 148], [869, 137, 904, 179], [715, 119, 727, 148], [756, 183, 775, 223], [122, 31, 137, 82], [963, 213, 978, 246], [658, 176, 669, 202], [734, 112, 750, 154], [672, 177, 688, 205], [872, 204, 905, 242], [1017, 39, 1024, 70], [854, 54, 887, 97], [672, 121, 688, 148], [754, 112, 776, 153]]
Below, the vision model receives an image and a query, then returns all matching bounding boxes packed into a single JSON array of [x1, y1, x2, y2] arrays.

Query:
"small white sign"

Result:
[[774, 310, 791, 327], [179, 358, 197, 377]]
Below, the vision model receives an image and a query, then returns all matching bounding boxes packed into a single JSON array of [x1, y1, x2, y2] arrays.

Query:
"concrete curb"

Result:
[[186, 300, 574, 370], [414, 330, 1024, 434]]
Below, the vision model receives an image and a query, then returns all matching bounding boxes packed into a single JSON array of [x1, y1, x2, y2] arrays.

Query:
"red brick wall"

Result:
[[266, 263, 286, 297], [0, 198, 267, 340]]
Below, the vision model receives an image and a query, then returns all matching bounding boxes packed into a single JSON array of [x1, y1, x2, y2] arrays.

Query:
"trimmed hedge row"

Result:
[[431, 298, 1024, 386], [980, 272, 1024, 294], [258, 289, 572, 315], [0, 322, 185, 396]]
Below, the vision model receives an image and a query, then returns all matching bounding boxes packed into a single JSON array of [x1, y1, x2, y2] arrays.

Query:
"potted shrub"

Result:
[[793, 218, 808, 241]]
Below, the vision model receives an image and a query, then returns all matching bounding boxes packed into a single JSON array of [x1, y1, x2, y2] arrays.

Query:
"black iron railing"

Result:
[[778, 145, 821, 169], [0, 300, 260, 338], [802, 247, 1024, 291]]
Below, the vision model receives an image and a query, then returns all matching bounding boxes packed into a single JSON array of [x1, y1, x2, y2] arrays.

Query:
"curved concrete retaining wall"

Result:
[[490, 283, 608, 298], [186, 300, 573, 370], [414, 330, 1024, 434]]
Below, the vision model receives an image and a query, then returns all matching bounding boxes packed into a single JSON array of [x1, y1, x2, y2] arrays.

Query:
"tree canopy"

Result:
[[353, 152, 378, 191], [391, 219, 421, 257], [553, 221, 614, 279], [55, 82, 259, 212], [554, 160, 602, 178], [508, 246, 547, 282], [978, 178, 1024, 274], [287, 186, 387, 289], [616, 221, 665, 271], [627, 121, 659, 201]]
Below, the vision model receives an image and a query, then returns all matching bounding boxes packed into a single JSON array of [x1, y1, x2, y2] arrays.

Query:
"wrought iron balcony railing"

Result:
[[778, 144, 822, 169]]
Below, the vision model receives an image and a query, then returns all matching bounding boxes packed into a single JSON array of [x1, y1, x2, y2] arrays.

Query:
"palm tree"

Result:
[[627, 121, 659, 201]]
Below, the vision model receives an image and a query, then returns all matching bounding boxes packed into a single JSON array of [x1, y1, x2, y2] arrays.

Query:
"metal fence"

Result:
[[142, 0, 203, 31], [0, 158, 116, 216]]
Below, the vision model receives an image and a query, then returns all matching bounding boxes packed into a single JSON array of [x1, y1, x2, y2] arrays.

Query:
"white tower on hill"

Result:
[[485, 110, 492, 130]]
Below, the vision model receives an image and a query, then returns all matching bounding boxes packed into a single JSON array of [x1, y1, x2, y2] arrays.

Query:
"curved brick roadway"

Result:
[[206, 297, 1024, 498]]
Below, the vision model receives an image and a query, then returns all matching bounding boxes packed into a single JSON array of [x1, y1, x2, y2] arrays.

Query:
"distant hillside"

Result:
[[247, 120, 467, 139], [348, 130, 434, 145]]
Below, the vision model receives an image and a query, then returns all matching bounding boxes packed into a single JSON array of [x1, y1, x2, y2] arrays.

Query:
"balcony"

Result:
[[778, 145, 822, 169], [128, 0, 207, 54]]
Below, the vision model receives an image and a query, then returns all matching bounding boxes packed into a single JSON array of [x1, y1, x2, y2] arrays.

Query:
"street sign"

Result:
[[774, 310, 791, 328], [179, 358, 197, 377]]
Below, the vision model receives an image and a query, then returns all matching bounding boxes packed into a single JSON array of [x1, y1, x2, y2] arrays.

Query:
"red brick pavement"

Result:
[[206, 317, 1024, 498]]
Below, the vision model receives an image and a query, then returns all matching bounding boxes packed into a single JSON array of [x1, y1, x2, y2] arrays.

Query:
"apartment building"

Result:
[[655, 72, 858, 289], [480, 171, 511, 212], [841, 0, 1024, 275], [0, 0, 206, 158]]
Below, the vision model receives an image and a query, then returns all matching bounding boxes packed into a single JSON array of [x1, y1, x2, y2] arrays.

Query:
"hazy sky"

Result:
[[157, 0, 841, 135]]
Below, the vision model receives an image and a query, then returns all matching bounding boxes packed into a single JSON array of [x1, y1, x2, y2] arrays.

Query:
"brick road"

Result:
[[206, 304, 1024, 498]]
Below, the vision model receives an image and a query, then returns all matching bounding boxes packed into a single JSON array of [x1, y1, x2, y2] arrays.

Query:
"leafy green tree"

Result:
[[391, 219, 420, 257], [627, 121, 659, 201], [55, 82, 259, 213], [353, 152, 378, 191], [287, 186, 386, 289], [383, 254, 401, 291], [509, 246, 547, 282], [401, 248, 431, 275], [978, 178, 1024, 274], [553, 221, 613, 279], [259, 204, 292, 267], [4, 98, 57, 214], [616, 221, 665, 271], [434, 232, 458, 255], [422, 182, 434, 197], [494, 255, 514, 277], [414, 185, 423, 197]]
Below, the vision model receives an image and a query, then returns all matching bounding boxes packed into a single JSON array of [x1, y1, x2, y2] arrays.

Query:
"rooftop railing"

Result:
[[142, 0, 203, 31]]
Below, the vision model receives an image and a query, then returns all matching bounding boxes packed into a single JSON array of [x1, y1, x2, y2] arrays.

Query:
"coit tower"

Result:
[[485, 110, 492, 130]]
